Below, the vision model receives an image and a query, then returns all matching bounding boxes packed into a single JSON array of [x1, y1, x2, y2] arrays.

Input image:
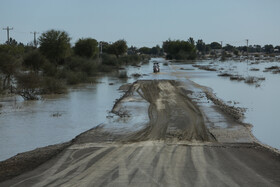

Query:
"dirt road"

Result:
[[1, 80, 280, 186]]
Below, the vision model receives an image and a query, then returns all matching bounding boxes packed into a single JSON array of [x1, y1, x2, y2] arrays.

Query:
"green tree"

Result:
[[188, 37, 195, 46], [15, 72, 41, 100], [107, 40, 128, 58], [151, 45, 161, 55], [74, 38, 98, 58], [210, 42, 222, 49], [196, 39, 206, 53], [223, 44, 235, 52], [0, 53, 19, 89], [39, 29, 71, 64], [163, 39, 196, 60], [264, 44, 274, 53], [23, 50, 48, 72], [139, 47, 151, 54]]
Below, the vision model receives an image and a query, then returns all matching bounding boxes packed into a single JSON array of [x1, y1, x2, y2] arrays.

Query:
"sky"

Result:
[[0, 0, 280, 47]]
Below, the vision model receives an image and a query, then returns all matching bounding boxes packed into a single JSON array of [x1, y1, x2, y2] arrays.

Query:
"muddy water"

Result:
[[1, 58, 279, 161], [171, 60, 280, 150], [0, 76, 131, 161]]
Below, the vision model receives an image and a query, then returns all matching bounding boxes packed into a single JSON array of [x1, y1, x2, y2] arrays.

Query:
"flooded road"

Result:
[[0, 58, 279, 161], [172, 60, 280, 150]]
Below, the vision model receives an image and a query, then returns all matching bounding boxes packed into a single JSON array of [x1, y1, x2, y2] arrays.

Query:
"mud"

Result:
[[1, 80, 280, 186]]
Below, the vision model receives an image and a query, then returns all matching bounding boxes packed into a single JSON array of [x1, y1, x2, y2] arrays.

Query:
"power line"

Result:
[[2, 26, 13, 44]]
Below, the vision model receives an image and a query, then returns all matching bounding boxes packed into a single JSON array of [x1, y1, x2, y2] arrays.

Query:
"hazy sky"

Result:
[[0, 0, 279, 47]]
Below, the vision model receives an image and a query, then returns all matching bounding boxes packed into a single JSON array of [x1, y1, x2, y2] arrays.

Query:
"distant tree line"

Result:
[[0, 29, 149, 100]]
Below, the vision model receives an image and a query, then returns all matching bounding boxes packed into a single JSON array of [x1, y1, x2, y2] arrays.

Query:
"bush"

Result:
[[74, 38, 98, 58], [101, 54, 118, 66], [42, 61, 57, 77], [65, 71, 87, 85], [16, 72, 41, 100], [65, 56, 98, 76], [23, 50, 47, 72], [41, 77, 66, 94]]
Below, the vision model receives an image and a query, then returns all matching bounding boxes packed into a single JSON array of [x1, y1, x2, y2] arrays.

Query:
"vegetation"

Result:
[[0, 28, 279, 101], [163, 39, 196, 60], [74, 38, 98, 58], [39, 30, 71, 64]]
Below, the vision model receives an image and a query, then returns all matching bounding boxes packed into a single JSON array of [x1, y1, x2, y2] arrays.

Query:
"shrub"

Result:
[[41, 77, 66, 94], [42, 61, 57, 77], [118, 70, 128, 78], [65, 56, 98, 76], [23, 50, 47, 72], [65, 71, 87, 85], [15, 72, 41, 100], [101, 54, 118, 66], [74, 38, 98, 58]]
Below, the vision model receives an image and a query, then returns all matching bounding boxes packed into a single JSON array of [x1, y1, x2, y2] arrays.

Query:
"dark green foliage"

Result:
[[23, 50, 48, 72], [107, 40, 128, 58], [101, 54, 118, 66], [65, 71, 87, 85], [65, 56, 98, 76], [264, 44, 274, 54], [210, 42, 222, 49], [39, 30, 71, 63], [196, 39, 206, 53], [163, 39, 196, 60], [42, 61, 57, 77], [0, 53, 19, 89], [223, 44, 235, 52], [41, 77, 66, 94], [74, 38, 98, 58], [16, 72, 41, 100], [139, 47, 151, 55], [0, 44, 25, 58]]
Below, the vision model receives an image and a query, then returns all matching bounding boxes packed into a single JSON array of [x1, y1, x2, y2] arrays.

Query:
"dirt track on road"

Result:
[[1, 80, 280, 186]]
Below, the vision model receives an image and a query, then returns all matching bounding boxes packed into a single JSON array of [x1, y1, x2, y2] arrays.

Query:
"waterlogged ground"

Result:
[[171, 59, 280, 150], [0, 57, 279, 161]]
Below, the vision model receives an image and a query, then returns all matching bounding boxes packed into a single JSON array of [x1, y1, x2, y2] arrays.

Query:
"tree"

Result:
[[163, 39, 196, 60], [264, 44, 274, 53], [23, 50, 48, 72], [188, 37, 195, 46], [151, 45, 161, 55], [107, 40, 127, 58], [139, 47, 151, 54], [16, 72, 41, 100], [74, 38, 98, 58], [196, 39, 206, 53], [210, 42, 222, 49], [223, 44, 235, 52], [0, 53, 19, 89], [39, 30, 71, 64]]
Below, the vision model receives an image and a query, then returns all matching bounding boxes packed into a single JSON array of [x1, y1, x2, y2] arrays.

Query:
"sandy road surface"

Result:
[[1, 80, 280, 186]]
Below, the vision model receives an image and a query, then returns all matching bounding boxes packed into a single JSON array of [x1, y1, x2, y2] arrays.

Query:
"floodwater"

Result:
[[170, 59, 280, 150], [0, 58, 279, 161]]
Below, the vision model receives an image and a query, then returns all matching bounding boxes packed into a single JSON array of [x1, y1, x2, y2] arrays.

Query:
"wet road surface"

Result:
[[1, 80, 280, 186]]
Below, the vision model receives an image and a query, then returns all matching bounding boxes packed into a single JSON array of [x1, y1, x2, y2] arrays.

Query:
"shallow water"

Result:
[[0, 58, 279, 161], [173, 60, 280, 150]]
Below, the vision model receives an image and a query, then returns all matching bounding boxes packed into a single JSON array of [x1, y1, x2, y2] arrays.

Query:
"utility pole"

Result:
[[3, 26, 13, 44], [31, 31, 39, 47], [246, 39, 249, 59]]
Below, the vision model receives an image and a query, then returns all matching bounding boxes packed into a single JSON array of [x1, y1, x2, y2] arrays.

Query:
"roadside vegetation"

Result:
[[0, 29, 150, 100], [0, 29, 279, 100]]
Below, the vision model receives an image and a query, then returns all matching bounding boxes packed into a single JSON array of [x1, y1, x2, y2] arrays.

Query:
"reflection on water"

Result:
[[0, 58, 279, 160], [0, 76, 130, 161], [176, 60, 280, 150]]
